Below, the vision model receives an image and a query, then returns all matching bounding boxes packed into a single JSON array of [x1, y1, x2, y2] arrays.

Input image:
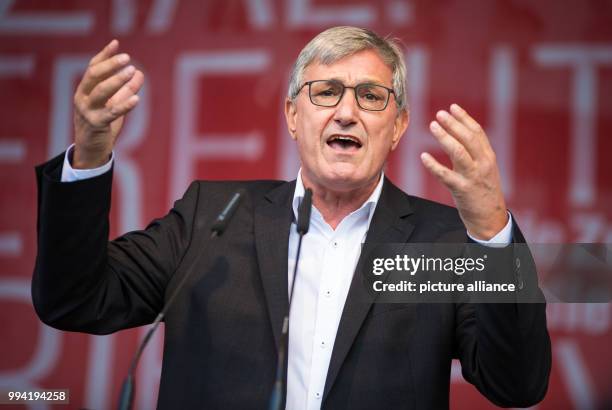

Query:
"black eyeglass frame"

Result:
[[296, 79, 396, 112]]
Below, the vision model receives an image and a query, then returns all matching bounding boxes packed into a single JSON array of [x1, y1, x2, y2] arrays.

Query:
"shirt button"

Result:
[[325, 290, 332, 298], [315, 392, 321, 399], [320, 340, 326, 348], [332, 240, 338, 248]]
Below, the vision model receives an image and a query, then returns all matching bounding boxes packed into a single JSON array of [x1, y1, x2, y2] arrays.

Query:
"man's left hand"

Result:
[[421, 103, 508, 240]]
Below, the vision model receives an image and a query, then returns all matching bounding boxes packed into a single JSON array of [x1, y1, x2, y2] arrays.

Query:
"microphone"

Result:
[[296, 188, 312, 235], [269, 188, 312, 410], [211, 190, 244, 236], [117, 190, 245, 410]]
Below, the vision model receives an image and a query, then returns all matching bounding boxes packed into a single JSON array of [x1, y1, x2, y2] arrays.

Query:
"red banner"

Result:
[[1, 1, 611, 409]]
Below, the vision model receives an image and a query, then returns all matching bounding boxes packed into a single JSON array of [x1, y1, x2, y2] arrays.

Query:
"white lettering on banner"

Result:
[[286, 0, 375, 27], [112, 0, 180, 35], [399, 46, 517, 199], [240, 0, 275, 29], [146, 0, 180, 33], [0, 55, 34, 76], [111, 0, 136, 35], [0, 279, 61, 410], [48, 57, 89, 157], [0, 232, 21, 256], [110, 0, 412, 33], [450, 360, 464, 383], [170, 51, 269, 203], [571, 212, 612, 244], [399, 46, 434, 196], [112, 0, 271, 34], [555, 339, 596, 410], [84, 335, 115, 410], [488, 47, 516, 199], [385, 1, 413, 26], [0, 0, 93, 34], [547, 304, 610, 334], [512, 210, 566, 243], [278, 67, 300, 181], [533, 45, 612, 207], [0, 139, 25, 162], [572, 213, 608, 242], [114, 74, 149, 232]]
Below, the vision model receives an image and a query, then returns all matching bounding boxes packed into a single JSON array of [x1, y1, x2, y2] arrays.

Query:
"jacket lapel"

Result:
[[323, 178, 416, 400], [253, 180, 296, 351]]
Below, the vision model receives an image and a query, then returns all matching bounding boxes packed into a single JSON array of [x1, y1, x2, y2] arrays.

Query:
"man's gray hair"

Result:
[[287, 26, 407, 111]]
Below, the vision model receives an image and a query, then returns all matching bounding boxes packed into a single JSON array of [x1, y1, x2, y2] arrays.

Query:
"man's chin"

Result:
[[318, 172, 374, 193]]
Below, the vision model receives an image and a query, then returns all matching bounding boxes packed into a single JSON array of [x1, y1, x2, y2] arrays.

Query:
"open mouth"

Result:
[[326, 135, 363, 151]]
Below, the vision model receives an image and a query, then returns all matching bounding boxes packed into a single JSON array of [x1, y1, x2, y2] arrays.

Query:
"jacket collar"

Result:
[[253, 178, 416, 399], [323, 178, 415, 400]]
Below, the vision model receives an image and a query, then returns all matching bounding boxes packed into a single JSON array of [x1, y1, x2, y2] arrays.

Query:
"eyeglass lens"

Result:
[[309, 80, 390, 111]]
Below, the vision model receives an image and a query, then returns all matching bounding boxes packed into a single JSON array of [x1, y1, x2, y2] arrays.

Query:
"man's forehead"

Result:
[[302, 49, 393, 85]]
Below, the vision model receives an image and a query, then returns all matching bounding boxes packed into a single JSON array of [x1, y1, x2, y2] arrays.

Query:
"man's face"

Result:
[[285, 49, 409, 193]]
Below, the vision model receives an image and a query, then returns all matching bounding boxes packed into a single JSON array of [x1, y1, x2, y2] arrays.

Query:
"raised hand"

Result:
[[421, 104, 508, 240], [73, 39, 144, 169]]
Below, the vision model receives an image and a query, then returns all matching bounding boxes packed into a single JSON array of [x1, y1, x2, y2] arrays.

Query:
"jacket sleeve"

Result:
[[32, 152, 199, 335], [454, 223, 552, 407]]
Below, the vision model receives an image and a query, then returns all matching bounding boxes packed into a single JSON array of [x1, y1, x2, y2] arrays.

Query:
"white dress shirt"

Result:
[[60, 147, 513, 410], [286, 170, 384, 410], [61, 144, 114, 182]]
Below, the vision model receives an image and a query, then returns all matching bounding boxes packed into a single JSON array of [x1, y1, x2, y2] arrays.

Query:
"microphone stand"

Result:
[[269, 188, 312, 410]]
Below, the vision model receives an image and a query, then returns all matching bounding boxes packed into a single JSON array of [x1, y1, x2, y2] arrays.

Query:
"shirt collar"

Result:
[[292, 169, 385, 227]]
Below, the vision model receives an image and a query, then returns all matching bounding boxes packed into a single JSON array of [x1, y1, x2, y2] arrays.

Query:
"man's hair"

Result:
[[287, 26, 407, 111]]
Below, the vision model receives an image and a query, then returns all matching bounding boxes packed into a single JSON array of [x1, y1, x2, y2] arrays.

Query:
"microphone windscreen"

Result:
[[211, 189, 245, 235], [297, 188, 312, 235]]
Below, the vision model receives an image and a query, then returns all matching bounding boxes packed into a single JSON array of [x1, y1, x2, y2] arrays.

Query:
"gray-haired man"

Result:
[[34, 26, 550, 409]]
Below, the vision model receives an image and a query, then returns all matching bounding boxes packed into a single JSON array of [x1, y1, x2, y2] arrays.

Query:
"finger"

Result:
[[99, 94, 140, 124], [435, 110, 484, 160], [420, 152, 466, 191], [107, 69, 145, 106], [89, 65, 136, 108], [449, 103, 495, 152], [89, 39, 119, 66], [79, 52, 131, 96], [429, 120, 473, 172]]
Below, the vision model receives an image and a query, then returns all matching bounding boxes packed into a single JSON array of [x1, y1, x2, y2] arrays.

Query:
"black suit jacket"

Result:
[[33, 153, 551, 409]]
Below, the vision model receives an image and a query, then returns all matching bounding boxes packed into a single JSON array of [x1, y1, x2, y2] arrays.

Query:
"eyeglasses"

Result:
[[297, 79, 395, 111]]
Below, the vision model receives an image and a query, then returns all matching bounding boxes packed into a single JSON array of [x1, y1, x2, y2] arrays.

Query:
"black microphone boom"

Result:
[[269, 188, 312, 410], [117, 189, 245, 410]]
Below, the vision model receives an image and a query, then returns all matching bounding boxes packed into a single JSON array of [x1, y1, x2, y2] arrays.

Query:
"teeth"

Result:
[[329, 135, 361, 145]]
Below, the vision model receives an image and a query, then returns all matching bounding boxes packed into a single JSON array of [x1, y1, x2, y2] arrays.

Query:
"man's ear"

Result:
[[285, 97, 297, 140], [391, 108, 409, 151]]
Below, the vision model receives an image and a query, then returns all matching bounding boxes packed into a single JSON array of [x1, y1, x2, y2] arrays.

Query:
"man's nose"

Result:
[[333, 89, 359, 126]]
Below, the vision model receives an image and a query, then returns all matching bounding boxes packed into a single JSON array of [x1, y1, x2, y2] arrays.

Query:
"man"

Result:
[[33, 26, 551, 409]]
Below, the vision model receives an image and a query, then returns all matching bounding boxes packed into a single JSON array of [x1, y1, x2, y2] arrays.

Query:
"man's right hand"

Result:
[[73, 39, 144, 169]]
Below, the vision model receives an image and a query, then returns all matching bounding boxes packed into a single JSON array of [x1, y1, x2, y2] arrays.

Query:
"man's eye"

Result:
[[361, 92, 382, 101], [316, 89, 339, 97]]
